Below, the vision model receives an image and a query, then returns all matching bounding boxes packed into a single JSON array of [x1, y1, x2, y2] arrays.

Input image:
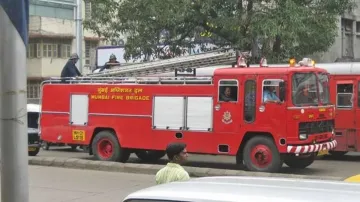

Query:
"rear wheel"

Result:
[[243, 136, 282, 173], [42, 142, 50, 150], [135, 150, 165, 162], [284, 153, 315, 169], [92, 130, 130, 162], [69, 144, 77, 151]]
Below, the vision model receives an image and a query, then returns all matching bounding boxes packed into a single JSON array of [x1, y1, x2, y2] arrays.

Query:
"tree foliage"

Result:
[[84, 0, 356, 62]]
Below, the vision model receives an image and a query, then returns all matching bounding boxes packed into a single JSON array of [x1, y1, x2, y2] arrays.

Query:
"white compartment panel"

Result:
[[153, 96, 184, 129], [70, 94, 89, 125], [186, 97, 213, 131]]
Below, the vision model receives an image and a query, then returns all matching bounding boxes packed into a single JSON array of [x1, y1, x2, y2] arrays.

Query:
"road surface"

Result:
[[37, 146, 360, 179], [3, 165, 154, 202]]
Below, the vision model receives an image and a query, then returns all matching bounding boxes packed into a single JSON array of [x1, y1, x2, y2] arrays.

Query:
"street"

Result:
[[5, 166, 154, 202], [38, 146, 360, 179]]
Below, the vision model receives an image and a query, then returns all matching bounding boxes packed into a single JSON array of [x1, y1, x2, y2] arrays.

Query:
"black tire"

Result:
[[243, 136, 282, 173], [91, 130, 130, 162], [284, 154, 315, 169], [42, 142, 50, 150], [69, 145, 77, 151], [135, 150, 165, 162], [329, 151, 348, 157], [28, 148, 40, 156]]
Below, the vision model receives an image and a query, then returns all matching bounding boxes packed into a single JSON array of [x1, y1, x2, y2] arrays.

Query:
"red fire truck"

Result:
[[307, 62, 360, 157], [39, 57, 337, 173], [241, 60, 360, 158]]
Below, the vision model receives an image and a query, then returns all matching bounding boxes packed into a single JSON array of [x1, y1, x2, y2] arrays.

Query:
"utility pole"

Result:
[[0, 0, 29, 201], [38, 0, 83, 73], [76, 0, 83, 73]]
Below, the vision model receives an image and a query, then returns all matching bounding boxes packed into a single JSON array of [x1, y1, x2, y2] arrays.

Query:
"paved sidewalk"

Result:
[[1, 166, 155, 202]]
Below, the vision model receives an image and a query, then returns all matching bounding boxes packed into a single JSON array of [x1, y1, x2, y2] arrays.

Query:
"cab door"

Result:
[[213, 79, 241, 134], [335, 80, 356, 151], [255, 76, 287, 132], [242, 75, 258, 128]]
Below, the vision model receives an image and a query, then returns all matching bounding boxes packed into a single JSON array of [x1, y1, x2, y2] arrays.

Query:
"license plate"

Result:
[[28, 147, 36, 152], [317, 149, 329, 156], [72, 130, 85, 141]]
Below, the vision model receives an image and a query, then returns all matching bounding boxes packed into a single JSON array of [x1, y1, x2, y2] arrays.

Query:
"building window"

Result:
[[27, 44, 40, 58], [42, 44, 58, 58], [27, 39, 41, 58], [40, 39, 72, 58], [60, 44, 71, 58], [85, 40, 98, 65], [27, 80, 42, 99]]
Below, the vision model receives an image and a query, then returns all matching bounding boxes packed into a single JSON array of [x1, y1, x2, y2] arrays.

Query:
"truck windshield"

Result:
[[292, 73, 319, 106], [317, 73, 330, 105]]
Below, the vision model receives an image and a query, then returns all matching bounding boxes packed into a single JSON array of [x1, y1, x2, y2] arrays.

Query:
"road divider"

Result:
[[28, 156, 344, 181]]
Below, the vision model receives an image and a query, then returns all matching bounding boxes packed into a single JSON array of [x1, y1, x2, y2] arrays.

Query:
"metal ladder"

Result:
[[86, 49, 236, 77], [43, 76, 214, 85]]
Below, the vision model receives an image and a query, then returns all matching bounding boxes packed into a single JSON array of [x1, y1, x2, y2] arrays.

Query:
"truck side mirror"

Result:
[[279, 81, 286, 102]]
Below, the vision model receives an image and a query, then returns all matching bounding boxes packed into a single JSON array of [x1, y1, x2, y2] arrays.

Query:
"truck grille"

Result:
[[298, 120, 334, 134]]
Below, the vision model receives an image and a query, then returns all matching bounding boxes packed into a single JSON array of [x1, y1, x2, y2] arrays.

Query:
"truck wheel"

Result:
[[329, 151, 348, 157], [92, 130, 130, 162], [69, 145, 77, 151], [243, 136, 282, 173], [42, 142, 50, 150], [28, 148, 40, 156], [135, 150, 165, 162], [284, 154, 315, 169]]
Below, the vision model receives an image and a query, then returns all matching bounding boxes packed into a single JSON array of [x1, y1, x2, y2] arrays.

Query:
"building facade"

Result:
[[313, 1, 360, 63], [27, 0, 104, 103]]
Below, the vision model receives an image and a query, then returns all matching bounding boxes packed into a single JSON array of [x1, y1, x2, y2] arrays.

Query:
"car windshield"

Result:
[[28, 112, 39, 129], [292, 73, 319, 106], [317, 73, 330, 104]]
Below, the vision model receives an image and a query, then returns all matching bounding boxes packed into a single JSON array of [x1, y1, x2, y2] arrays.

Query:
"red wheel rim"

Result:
[[97, 138, 113, 159], [250, 144, 273, 168]]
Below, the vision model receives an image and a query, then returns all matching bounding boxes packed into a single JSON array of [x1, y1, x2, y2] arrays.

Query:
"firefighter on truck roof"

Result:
[[98, 54, 120, 72], [60, 53, 82, 81]]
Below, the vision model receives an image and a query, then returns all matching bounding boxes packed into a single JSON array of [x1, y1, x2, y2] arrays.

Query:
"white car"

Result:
[[27, 104, 41, 156], [123, 176, 360, 202]]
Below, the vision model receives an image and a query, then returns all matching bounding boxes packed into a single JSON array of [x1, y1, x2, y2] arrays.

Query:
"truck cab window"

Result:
[[337, 83, 353, 108], [244, 80, 256, 122], [262, 79, 281, 103], [218, 80, 238, 102]]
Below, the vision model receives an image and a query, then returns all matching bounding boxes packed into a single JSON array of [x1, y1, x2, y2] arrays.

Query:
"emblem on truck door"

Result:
[[222, 111, 233, 124]]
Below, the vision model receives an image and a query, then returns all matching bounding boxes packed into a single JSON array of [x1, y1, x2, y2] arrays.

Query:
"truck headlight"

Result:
[[299, 133, 308, 140]]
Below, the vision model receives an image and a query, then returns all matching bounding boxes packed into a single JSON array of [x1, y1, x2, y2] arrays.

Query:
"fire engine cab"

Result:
[[39, 56, 337, 173]]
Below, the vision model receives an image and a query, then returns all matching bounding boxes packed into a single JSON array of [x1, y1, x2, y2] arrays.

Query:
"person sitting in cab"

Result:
[[263, 86, 280, 103], [98, 54, 120, 72], [220, 87, 236, 102]]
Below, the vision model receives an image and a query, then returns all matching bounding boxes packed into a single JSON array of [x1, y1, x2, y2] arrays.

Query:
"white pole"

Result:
[[0, 1, 29, 202], [76, 0, 83, 74]]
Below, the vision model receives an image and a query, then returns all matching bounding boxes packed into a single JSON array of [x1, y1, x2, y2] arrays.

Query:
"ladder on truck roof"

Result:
[[86, 49, 236, 77], [43, 76, 214, 85]]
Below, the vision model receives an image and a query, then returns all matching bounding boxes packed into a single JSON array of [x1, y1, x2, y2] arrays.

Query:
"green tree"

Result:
[[84, 0, 355, 62]]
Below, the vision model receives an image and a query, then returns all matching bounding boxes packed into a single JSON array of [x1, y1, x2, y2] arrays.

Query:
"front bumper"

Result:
[[28, 143, 41, 148], [287, 139, 337, 154]]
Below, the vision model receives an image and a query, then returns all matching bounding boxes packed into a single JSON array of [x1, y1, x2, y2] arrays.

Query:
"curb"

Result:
[[28, 156, 344, 181]]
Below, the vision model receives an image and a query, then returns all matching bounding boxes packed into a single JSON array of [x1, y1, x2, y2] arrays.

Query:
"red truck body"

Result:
[[40, 65, 337, 173]]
